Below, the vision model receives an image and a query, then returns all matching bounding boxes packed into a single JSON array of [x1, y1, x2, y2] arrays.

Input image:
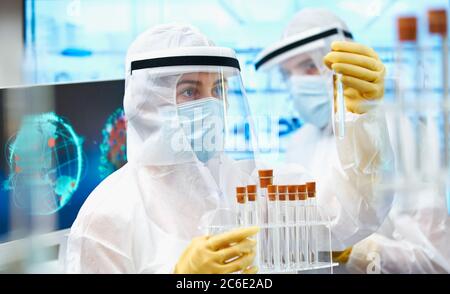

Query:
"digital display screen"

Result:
[[0, 79, 125, 241]]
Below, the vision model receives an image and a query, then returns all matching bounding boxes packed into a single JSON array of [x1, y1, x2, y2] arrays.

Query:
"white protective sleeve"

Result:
[[329, 109, 394, 250], [347, 208, 450, 274], [345, 113, 450, 274]]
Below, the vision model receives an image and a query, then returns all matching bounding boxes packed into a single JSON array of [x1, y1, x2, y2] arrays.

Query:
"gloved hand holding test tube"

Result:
[[324, 35, 386, 124]]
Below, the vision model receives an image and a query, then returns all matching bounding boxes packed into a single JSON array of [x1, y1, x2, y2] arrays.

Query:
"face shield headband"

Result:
[[131, 55, 240, 74], [254, 27, 353, 72]]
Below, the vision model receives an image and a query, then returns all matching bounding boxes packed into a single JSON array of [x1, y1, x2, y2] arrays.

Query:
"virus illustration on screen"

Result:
[[99, 108, 127, 179]]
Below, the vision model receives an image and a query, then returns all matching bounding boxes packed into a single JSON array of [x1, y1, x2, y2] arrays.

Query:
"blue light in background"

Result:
[[22, 0, 449, 153], [60, 48, 92, 57], [23, 0, 448, 94]]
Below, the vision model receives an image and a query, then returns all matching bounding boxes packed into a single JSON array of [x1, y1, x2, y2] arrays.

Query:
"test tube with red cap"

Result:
[[428, 9, 448, 167], [287, 185, 297, 269], [297, 184, 309, 265], [267, 185, 280, 271], [246, 185, 258, 226], [247, 184, 260, 269], [307, 181, 318, 264], [396, 16, 419, 176], [235, 187, 246, 226], [277, 185, 290, 269], [258, 170, 273, 269]]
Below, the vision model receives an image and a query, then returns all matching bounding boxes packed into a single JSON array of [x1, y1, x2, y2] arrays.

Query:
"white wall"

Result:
[[0, 0, 24, 87]]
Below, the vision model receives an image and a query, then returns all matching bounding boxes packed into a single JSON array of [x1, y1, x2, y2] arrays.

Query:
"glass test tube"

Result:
[[258, 169, 273, 270], [246, 185, 258, 225], [397, 16, 421, 176], [307, 182, 318, 264], [287, 185, 297, 270], [277, 185, 289, 269], [267, 185, 279, 271], [335, 73, 345, 139], [395, 16, 418, 175], [236, 187, 246, 226], [297, 184, 308, 266], [246, 185, 260, 269], [334, 28, 348, 140], [428, 9, 448, 168]]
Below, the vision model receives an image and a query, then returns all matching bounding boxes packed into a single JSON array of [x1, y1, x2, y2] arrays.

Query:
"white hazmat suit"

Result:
[[254, 8, 394, 250], [65, 24, 259, 273]]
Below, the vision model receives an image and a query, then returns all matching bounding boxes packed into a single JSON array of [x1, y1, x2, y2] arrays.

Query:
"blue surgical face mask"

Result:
[[289, 75, 332, 129], [177, 97, 225, 163]]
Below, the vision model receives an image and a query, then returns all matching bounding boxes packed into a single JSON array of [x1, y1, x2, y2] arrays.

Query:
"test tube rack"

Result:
[[204, 170, 338, 274]]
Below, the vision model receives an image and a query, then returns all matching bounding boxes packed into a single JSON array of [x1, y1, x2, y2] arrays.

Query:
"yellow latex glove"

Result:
[[174, 226, 259, 274], [324, 41, 385, 114], [332, 247, 353, 264], [346, 237, 382, 274]]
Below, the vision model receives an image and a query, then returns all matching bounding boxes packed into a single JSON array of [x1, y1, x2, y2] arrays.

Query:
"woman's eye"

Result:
[[182, 88, 195, 98], [212, 85, 225, 99], [212, 87, 220, 98]]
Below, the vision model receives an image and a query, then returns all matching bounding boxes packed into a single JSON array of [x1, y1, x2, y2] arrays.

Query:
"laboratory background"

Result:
[[0, 0, 449, 274]]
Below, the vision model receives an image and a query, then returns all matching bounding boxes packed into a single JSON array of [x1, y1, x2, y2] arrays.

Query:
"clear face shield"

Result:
[[253, 26, 353, 162], [126, 47, 256, 166], [124, 47, 259, 237]]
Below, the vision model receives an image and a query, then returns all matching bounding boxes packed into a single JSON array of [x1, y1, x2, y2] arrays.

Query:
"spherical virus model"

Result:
[[99, 108, 127, 179], [4, 112, 83, 215]]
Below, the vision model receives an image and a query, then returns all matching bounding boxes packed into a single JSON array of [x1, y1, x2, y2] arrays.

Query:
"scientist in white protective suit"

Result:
[[254, 8, 394, 255], [255, 8, 450, 273], [65, 23, 263, 274]]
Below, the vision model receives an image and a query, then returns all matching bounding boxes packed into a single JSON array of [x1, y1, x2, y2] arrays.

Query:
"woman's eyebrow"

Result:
[[177, 80, 201, 87], [214, 79, 227, 86]]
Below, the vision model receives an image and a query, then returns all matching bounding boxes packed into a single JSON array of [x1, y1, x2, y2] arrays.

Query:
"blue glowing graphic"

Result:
[[4, 113, 84, 215], [99, 108, 127, 179]]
